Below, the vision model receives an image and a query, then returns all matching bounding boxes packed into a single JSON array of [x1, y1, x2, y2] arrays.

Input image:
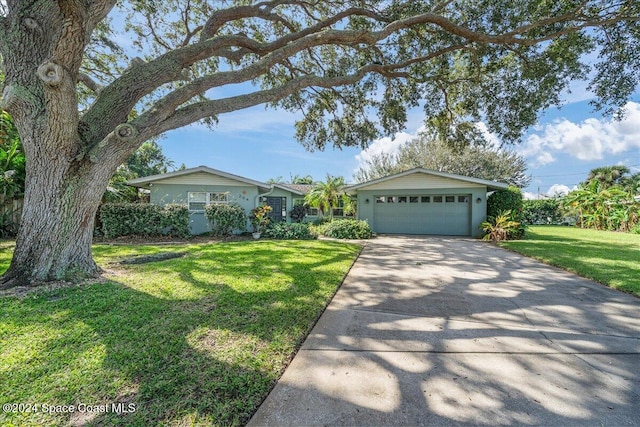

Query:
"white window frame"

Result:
[[293, 198, 318, 216], [188, 192, 229, 212]]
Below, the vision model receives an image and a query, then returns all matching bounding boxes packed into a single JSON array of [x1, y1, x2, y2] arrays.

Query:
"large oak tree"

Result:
[[0, 1, 638, 287]]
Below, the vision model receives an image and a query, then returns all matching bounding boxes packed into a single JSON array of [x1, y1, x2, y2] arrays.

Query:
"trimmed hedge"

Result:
[[487, 187, 525, 239], [263, 222, 317, 240], [322, 219, 372, 239], [100, 203, 190, 238], [522, 199, 563, 225], [205, 203, 246, 236]]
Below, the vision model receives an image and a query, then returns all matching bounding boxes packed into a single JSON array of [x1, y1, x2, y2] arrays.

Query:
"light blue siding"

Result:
[[356, 187, 488, 237], [151, 183, 260, 235]]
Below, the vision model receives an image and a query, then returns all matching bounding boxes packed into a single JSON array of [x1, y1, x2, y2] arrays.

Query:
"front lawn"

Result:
[[0, 240, 361, 426], [499, 226, 640, 297]]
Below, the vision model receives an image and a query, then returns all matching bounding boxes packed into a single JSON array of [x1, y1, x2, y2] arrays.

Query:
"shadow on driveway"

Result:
[[249, 236, 640, 426]]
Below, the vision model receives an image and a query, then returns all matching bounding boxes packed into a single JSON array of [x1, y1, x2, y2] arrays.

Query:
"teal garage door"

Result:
[[373, 195, 471, 235]]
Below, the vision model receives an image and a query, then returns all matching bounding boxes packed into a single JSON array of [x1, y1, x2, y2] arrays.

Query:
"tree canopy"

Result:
[[355, 132, 531, 187], [0, 1, 639, 286]]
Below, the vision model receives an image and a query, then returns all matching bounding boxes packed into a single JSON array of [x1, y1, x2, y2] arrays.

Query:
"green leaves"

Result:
[[355, 131, 530, 187], [99, 203, 190, 238], [205, 203, 247, 236]]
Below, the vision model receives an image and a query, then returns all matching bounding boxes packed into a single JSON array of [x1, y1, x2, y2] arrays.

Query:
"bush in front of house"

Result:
[[481, 210, 521, 241], [289, 204, 307, 223], [100, 203, 190, 238], [263, 222, 318, 240], [322, 219, 372, 239], [205, 203, 247, 236], [487, 187, 525, 239]]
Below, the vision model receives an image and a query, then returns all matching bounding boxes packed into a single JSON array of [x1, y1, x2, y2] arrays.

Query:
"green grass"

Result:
[[500, 226, 640, 297], [0, 240, 361, 426]]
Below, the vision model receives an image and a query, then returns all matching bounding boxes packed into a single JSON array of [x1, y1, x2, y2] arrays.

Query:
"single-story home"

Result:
[[127, 165, 508, 237]]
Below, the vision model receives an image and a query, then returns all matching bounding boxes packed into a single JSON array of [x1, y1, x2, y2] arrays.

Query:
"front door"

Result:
[[266, 197, 285, 222]]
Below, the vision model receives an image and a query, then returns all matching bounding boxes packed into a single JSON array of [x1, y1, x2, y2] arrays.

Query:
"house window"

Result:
[[445, 196, 455, 203], [421, 196, 430, 203], [332, 198, 353, 217], [386, 196, 396, 203], [188, 192, 228, 212], [433, 196, 443, 203], [293, 198, 318, 216], [409, 196, 419, 203], [375, 196, 385, 203], [458, 196, 469, 203], [398, 196, 407, 203]]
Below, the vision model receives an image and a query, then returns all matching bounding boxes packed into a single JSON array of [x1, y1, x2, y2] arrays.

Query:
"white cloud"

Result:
[[546, 184, 571, 197], [524, 184, 574, 200], [355, 128, 423, 166], [520, 101, 640, 166], [475, 122, 501, 147]]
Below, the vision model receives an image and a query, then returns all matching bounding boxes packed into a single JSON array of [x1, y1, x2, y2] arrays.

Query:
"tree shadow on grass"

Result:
[[0, 240, 360, 426]]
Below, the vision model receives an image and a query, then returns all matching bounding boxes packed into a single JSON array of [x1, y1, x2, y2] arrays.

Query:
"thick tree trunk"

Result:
[[0, 2, 128, 289], [0, 131, 115, 288]]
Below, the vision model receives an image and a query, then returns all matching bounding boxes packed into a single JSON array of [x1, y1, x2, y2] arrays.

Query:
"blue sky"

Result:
[[158, 86, 640, 198]]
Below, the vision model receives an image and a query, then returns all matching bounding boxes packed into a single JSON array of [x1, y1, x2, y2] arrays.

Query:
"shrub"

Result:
[[312, 216, 331, 226], [99, 203, 190, 238], [487, 187, 525, 239], [481, 210, 521, 241], [289, 204, 307, 223], [205, 203, 247, 236], [322, 219, 372, 239], [263, 222, 318, 240], [250, 204, 272, 232], [522, 199, 563, 225]]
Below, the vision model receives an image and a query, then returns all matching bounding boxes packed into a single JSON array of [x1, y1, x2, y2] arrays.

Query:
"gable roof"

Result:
[[127, 165, 270, 190], [274, 183, 315, 195], [345, 167, 509, 192]]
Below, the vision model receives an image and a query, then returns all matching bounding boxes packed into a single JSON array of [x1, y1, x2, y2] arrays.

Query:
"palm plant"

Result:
[[304, 175, 347, 220], [481, 210, 521, 241]]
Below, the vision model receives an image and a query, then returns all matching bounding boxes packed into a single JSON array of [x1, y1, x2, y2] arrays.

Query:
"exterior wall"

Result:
[[153, 172, 254, 187], [356, 187, 488, 237], [151, 183, 259, 235], [260, 188, 295, 222], [362, 173, 484, 191]]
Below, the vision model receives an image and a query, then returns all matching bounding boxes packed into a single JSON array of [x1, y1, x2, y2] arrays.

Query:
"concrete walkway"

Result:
[[248, 236, 640, 426]]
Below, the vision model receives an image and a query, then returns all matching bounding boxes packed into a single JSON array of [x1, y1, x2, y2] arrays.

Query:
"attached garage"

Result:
[[348, 168, 508, 237], [374, 194, 471, 235]]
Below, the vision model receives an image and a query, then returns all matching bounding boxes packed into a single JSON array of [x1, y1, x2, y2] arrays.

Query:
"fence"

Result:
[[0, 198, 23, 230]]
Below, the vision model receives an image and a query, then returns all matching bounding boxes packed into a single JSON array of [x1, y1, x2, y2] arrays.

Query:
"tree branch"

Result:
[[84, 3, 637, 147], [0, 16, 6, 41], [133, 63, 415, 140], [88, 1, 117, 30], [145, 12, 172, 51], [78, 73, 103, 94], [200, 0, 296, 39]]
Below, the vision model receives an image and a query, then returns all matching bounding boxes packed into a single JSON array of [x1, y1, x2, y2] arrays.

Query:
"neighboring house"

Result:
[[128, 165, 507, 237]]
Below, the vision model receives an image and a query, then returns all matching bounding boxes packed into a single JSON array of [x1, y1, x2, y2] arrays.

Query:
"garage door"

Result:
[[373, 195, 471, 235]]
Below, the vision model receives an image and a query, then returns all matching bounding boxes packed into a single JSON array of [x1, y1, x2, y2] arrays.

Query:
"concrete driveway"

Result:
[[248, 236, 640, 426]]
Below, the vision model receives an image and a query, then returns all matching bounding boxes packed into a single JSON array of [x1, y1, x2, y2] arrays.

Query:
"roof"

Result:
[[127, 165, 270, 190], [274, 183, 315, 195], [345, 167, 509, 192]]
